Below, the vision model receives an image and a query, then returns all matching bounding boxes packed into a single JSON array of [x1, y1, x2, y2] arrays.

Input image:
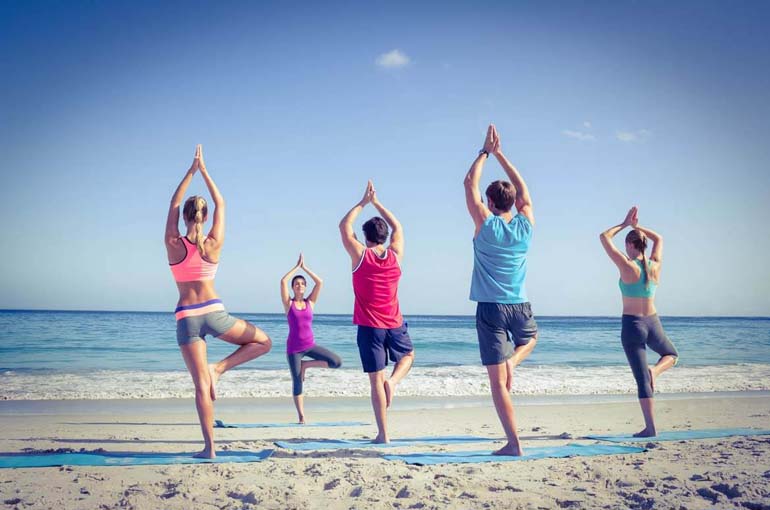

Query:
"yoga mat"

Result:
[[586, 428, 770, 443], [0, 449, 274, 468], [383, 443, 645, 465], [275, 436, 496, 451], [214, 419, 368, 429]]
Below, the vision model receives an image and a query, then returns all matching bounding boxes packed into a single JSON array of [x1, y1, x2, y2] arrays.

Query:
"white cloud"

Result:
[[376, 49, 410, 69], [616, 129, 651, 143], [563, 130, 595, 141]]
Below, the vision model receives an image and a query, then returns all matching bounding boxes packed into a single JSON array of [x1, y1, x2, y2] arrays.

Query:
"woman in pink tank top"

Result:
[[280, 253, 342, 424], [165, 145, 272, 458]]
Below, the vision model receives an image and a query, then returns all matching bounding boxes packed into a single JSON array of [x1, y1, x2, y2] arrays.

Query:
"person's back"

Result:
[[353, 247, 402, 329], [471, 214, 532, 304]]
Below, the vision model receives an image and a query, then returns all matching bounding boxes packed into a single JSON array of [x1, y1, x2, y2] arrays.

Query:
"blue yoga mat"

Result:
[[275, 436, 496, 451], [214, 419, 369, 429], [586, 428, 770, 443], [383, 443, 645, 465], [0, 449, 274, 468]]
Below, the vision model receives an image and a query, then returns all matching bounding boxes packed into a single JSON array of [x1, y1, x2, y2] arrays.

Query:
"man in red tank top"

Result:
[[339, 180, 415, 444]]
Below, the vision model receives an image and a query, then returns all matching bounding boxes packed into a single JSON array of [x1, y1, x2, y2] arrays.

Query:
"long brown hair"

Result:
[[625, 229, 652, 288], [182, 196, 207, 256]]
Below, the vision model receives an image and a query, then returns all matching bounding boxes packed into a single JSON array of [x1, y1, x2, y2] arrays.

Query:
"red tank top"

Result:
[[352, 248, 403, 329]]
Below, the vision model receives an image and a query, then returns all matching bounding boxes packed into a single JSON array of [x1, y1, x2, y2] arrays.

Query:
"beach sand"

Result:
[[1, 393, 769, 509]]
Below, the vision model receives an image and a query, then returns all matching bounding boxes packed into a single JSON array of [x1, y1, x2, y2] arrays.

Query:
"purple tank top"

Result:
[[286, 300, 315, 354]]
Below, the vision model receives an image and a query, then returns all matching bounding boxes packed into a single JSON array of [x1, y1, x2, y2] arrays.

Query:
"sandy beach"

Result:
[[1, 393, 769, 509]]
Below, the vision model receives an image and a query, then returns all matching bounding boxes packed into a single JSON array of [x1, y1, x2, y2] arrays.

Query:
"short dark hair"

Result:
[[362, 217, 389, 244], [485, 180, 516, 212], [291, 275, 306, 287]]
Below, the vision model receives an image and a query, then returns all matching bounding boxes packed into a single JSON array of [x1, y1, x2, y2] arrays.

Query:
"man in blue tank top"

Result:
[[464, 124, 538, 456]]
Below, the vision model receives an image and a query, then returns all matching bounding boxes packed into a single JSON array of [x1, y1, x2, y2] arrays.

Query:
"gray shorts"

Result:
[[176, 310, 238, 346], [475, 302, 538, 366]]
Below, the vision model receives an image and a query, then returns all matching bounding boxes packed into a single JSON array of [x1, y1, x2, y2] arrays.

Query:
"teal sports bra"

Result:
[[619, 259, 657, 298]]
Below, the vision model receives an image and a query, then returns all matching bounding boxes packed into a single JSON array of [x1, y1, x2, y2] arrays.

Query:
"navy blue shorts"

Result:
[[475, 302, 538, 365], [356, 322, 414, 373]]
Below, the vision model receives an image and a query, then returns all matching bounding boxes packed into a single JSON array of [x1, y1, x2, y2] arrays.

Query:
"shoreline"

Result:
[[2, 390, 769, 416]]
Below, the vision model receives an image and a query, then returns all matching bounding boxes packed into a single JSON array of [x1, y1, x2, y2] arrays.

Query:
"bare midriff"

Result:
[[176, 280, 219, 308], [622, 296, 657, 317]]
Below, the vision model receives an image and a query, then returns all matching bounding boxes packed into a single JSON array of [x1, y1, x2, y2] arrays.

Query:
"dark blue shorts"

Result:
[[476, 302, 538, 365], [356, 322, 414, 373]]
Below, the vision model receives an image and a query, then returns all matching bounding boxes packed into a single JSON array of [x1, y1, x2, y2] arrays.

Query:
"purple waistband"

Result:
[[174, 298, 223, 313]]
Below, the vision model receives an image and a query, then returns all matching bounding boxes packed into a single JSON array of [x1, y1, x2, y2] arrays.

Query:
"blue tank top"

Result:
[[619, 259, 657, 298], [470, 214, 532, 304]]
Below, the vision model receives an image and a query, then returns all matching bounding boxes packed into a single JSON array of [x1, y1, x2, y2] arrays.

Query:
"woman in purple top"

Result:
[[280, 253, 342, 423]]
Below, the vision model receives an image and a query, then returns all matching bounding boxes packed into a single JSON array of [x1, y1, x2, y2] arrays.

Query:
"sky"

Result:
[[1, 0, 769, 316]]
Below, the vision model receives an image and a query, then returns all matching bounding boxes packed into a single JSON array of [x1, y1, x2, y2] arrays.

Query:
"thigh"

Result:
[[304, 345, 340, 365], [621, 317, 649, 372], [287, 352, 303, 378], [385, 322, 414, 363], [476, 303, 513, 366], [356, 326, 387, 373], [179, 339, 209, 387], [507, 302, 538, 346], [217, 318, 270, 346], [645, 316, 679, 358]]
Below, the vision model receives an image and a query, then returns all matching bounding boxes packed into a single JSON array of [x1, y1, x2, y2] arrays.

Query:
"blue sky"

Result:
[[1, 0, 769, 316]]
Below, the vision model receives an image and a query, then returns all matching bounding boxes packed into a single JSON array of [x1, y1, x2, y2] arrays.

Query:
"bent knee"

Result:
[[259, 335, 273, 351], [329, 357, 342, 369]]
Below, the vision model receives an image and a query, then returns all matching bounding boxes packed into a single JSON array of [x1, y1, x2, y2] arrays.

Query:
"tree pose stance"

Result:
[[280, 253, 342, 424], [165, 145, 271, 458], [600, 206, 678, 437]]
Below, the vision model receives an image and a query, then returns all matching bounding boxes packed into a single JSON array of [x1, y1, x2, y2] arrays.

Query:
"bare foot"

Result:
[[298, 415, 305, 425], [493, 442, 523, 456], [649, 367, 656, 394], [372, 435, 390, 444], [193, 448, 216, 459], [505, 358, 514, 392], [300, 366, 306, 382], [633, 428, 657, 438], [208, 365, 220, 401], [384, 379, 394, 408]]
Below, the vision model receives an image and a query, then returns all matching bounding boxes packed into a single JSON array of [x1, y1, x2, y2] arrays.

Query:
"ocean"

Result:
[[1, 310, 768, 400]]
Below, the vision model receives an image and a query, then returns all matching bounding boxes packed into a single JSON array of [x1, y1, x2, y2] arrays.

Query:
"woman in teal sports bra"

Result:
[[600, 206, 678, 437]]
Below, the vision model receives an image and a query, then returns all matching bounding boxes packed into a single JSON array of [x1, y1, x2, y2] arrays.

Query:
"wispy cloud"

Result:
[[563, 129, 595, 141], [616, 129, 651, 143], [376, 49, 410, 69], [583, 121, 592, 129]]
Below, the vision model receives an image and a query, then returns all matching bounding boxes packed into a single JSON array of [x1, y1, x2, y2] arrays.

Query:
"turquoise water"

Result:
[[1, 310, 768, 400]]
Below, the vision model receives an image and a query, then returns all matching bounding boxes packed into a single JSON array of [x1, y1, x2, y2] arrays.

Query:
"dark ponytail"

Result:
[[625, 229, 650, 288]]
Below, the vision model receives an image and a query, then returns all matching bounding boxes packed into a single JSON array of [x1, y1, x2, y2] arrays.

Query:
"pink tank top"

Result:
[[169, 237, 218, 282], [286, 300, 315, 354], [352, 248, 403, 329]]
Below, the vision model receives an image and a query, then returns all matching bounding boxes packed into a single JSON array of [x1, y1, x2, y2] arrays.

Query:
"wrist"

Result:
[[478, 149, 489, 158]]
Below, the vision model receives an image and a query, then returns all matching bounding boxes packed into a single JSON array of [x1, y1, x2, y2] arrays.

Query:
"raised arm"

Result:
[[464, 125, 494, 235], [165, 146, 199, 247], [491, 125, 534, 226], [599, 207, 638, 277], [370, 183, 404, 260], [196, 146, 225, 247], [338, 182, 371, 264], [635, 225, 663, 263], [280, 254, 303, 313], [301, 257, 324, 308]]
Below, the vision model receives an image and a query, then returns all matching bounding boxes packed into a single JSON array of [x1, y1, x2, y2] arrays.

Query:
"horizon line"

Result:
[[1, 308, 768, 319]]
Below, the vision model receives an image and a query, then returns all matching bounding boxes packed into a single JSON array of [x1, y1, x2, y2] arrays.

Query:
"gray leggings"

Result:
[[287, 345, 342, 396], [621, 314, 679, 399]]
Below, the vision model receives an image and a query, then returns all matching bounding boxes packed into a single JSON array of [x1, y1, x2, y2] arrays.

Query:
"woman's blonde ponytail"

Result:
[[182, 196, 208, 257]]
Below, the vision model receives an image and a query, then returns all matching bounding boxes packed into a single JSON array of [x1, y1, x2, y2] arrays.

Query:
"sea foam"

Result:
[[1, 364, 769, 400]]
